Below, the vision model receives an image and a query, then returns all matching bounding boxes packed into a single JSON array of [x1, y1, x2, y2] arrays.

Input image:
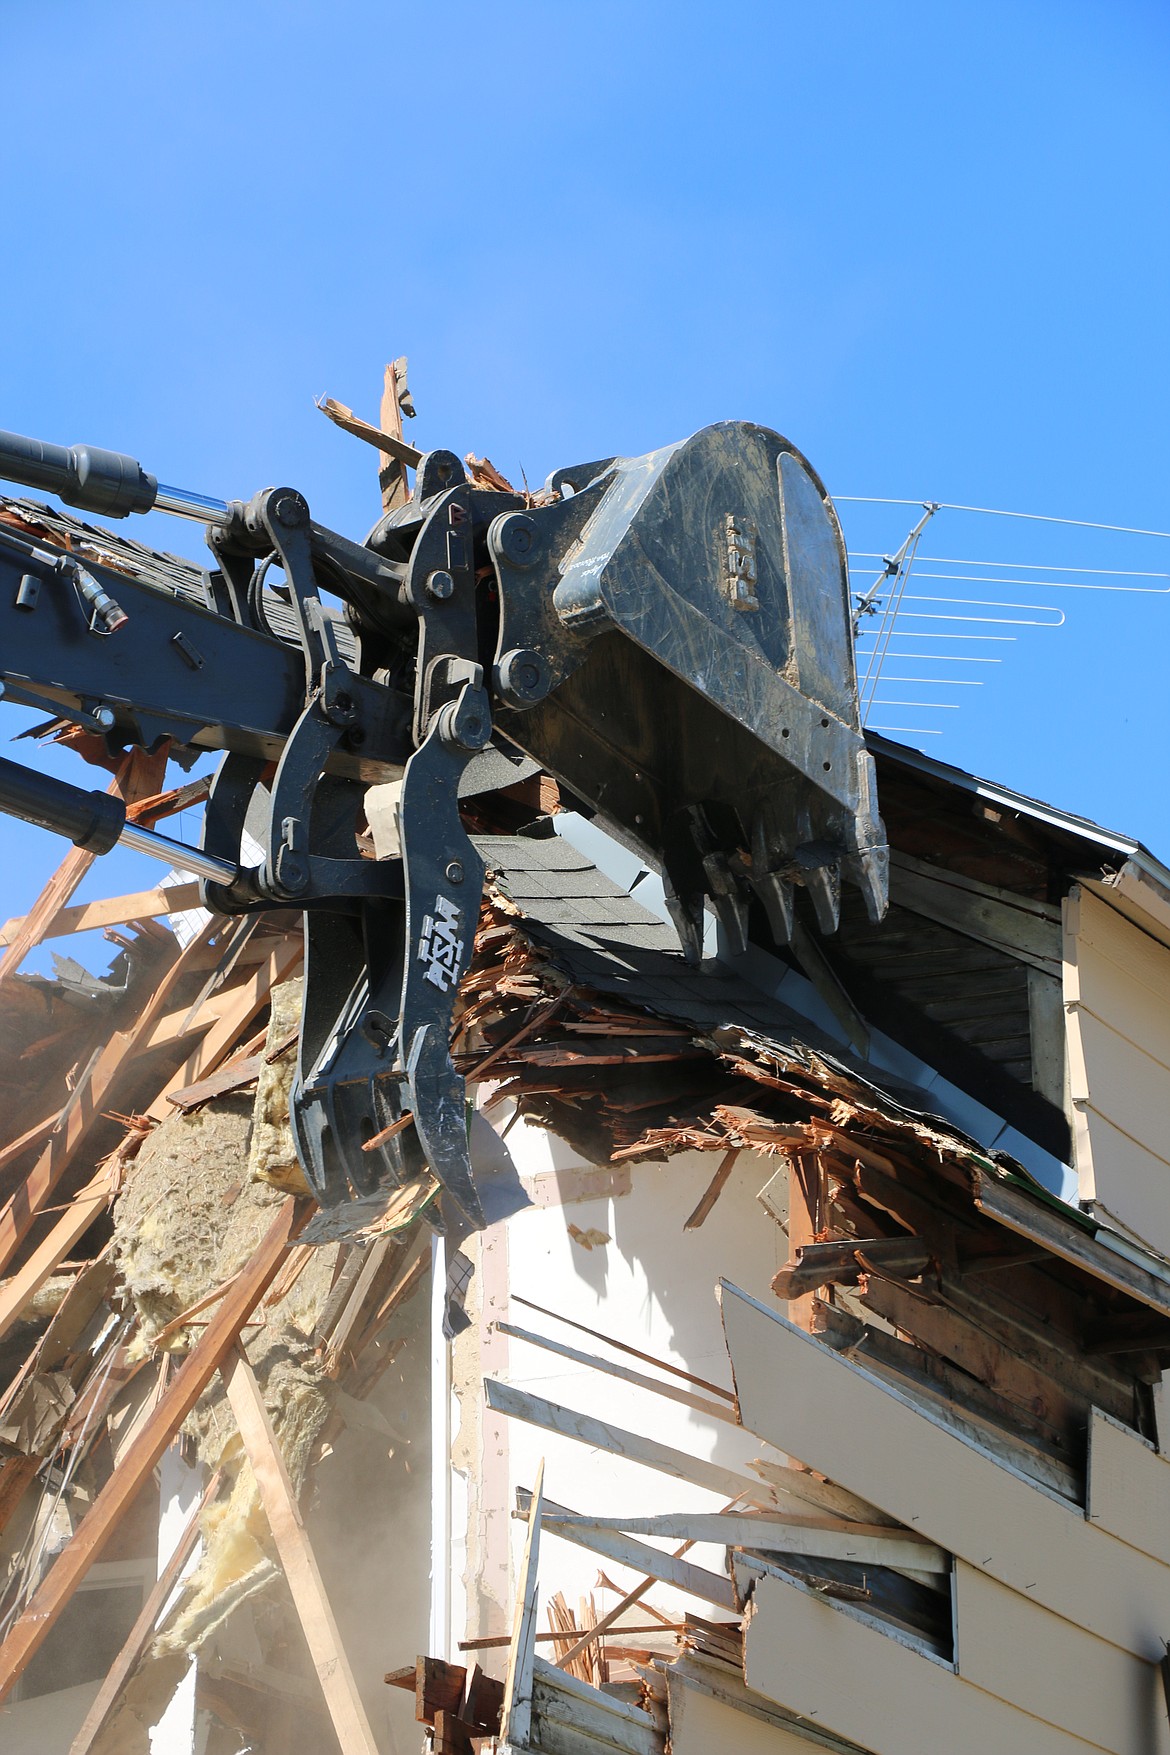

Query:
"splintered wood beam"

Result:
[[682, 1148, 741, 1231], [771, 1236, 933, 1302], [0, 1168, 113, 1343], [0, 880, 202, 947], [144, 934, 303, 1123], [521, 1491, 736, 1613], [0, 746, 169, 983], [69, 1470, 222, 1755], [379, 358, 414, 510], [0, 914, 221, 1278], [457, 1624, 686, 1652], [221, 1346, 381, 1755], [547, 1490, 758, 1674], [0, 1112, 59, 1181], [785, 1150, 822, 1331], [0, 1198, 302, 1702], [316, 392, 420, 472], [0, 1455, 39, 1543]]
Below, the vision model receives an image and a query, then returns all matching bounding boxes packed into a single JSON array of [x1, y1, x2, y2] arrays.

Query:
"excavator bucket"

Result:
[[488, 420, 887, 958], [0, 415, 886, 1233]]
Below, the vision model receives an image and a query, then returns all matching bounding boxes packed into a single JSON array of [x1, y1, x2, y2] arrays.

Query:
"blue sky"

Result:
[[1, 0, 1168, 974]]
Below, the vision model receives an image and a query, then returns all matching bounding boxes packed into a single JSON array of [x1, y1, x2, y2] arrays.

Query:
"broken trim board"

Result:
[[719, 1281, 1170, 1659], [530, 1656, 661, 1755], [502, 1459, 544, 1748], [495, 1321, 739, 1427], [743, 1570, 1105, 1755], [519, 1491, 736, 1612], [542, 1512, 946, 1574], [484, 1378, 768, 1505]]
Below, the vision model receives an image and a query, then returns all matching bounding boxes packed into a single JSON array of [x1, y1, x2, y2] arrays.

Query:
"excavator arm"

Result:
[[0, 419, 886, 1233]]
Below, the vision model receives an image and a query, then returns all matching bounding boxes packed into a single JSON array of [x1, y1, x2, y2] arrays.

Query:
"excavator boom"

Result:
[[0, 418, 886, 1233]]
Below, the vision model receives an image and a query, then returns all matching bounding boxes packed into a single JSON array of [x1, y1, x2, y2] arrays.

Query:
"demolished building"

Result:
[[0, 409, 1169, 1754]]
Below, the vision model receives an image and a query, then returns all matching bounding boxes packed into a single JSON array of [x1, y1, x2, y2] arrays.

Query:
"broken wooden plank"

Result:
[[317, 391, 421, 469], [785, 1149, 821, 1331], [970, 1167, 1170, 1321], [0, 746, 168, 984], [541, 1512, 946, 1574], [530, 1655, 662, 1755], [69, 1471, 222, 1755], [720, 1279, 1170, 1660], [145, 933, 303, 1123], [463, 1664, 504, 1735], [511, 1296, 735, 1402], [0, 1198, 302, 1701], [0, 880, 202, 948], [415, 1657, 466, 1724], [0, 1168, 113, 1343], [772, 1236, 932, 1301], [457, 1624, 686, 1652], [521, 1491, 736, 1613], [495, 1320, 739, 1427], [0, 1112, 59, 1180], [484, 1379, 769, 1506], [165, 1053, 264, 1113], [501, 1457, 544, 1748], [221, 1345, 380, 1755], [0, 915, 221, 1277], [683, 1148, 741, 1231]]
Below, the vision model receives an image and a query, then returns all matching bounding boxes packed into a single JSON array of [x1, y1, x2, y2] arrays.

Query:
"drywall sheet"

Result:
[[743, 1571, 1102, 1755], [954, 1562, 1169, 1755], [720, 1281, 1170, 1659], [1089, 1407, 1170, 1566], [1064, 887, 1170, 1253]]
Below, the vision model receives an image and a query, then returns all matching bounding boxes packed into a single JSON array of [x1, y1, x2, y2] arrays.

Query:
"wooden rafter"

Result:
[[0, 1197, 304, 1701]]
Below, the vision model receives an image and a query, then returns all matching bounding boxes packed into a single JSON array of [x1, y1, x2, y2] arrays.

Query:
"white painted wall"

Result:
[[454, 1105, 788, 1650]]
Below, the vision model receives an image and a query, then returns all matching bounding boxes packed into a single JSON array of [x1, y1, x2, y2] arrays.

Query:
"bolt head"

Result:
[[445, 860, 465, 884], [277, 850, 308, 893], [496, 514, 539, 569], [273, 492, 308, 529], [427, 569, 455, 601]]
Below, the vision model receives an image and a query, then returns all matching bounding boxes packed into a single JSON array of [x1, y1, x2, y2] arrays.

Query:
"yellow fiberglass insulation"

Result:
[[110, 1079, 338, 1669], [248, 976, 311, 1197]]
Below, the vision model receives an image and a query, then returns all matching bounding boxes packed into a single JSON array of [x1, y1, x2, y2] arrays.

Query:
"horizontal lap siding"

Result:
[[1064, 889, 1170, 1253]]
